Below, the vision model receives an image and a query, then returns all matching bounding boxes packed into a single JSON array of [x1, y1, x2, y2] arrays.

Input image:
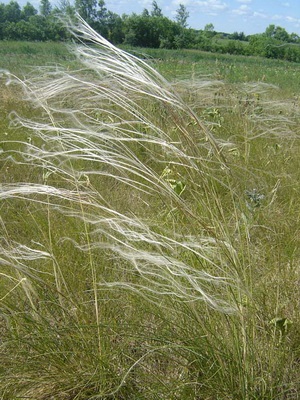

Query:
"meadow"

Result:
[[0, 23, 300, 399]]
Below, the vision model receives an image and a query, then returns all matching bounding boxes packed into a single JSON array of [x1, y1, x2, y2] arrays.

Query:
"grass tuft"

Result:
[[1, 17, 300, 399]]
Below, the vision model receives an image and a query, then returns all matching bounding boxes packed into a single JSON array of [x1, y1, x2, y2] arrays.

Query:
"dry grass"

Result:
[[0, 17, 300, 399]]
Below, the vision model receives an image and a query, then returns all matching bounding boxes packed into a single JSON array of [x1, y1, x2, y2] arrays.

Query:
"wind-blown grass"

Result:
[[1, 17, 300, 399]]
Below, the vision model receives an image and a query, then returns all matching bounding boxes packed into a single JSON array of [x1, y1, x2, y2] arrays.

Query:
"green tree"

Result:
[[45, 15, 68, 40], [204, 23, 215, 39], [265, 24, 289, 42], [151, 1, 162, 17], [265, 24, 276, 37], [14, 19, 38, 39], [124, 13, 180, 48], [289, 32, 300, 43], [106, 11, 124, 43], [97, 0, 107, 20], [0, 3, 5, 23], [195, 31, 212, 51], [28, 14, 48, 39], [95, 0, 108, 35], [158, 16, 181, 48], [57, 0, 75, 16], [124, 14, 159, 47], [142, 8, 149, 17], [4, 1, 21, 22], [284, 45, 300, 62], [2, 21, 17, 39], [175, 3, 189, 28], [75, 0, 97, 23], [229, 31, 247, 41], [204, 23, 214, 32], [40, 0, 52, 16], [21, 2, 37, 21], [274, 26, 289, 42], [248, 34, 285, 59], [224, 40, 245, 55]]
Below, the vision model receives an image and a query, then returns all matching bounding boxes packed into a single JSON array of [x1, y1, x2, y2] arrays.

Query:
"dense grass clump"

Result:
[[1, 18, 300, 399]]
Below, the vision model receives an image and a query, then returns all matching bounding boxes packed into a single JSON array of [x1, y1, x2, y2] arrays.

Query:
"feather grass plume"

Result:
[[2, 20, 300, 398], [0, 19, 250, 399], [1, 16, 240, 315], [0, 16, 260, 400]]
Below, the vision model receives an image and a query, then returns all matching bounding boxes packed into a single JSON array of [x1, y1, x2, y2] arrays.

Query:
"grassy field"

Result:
[[1, 28, 300, 400]]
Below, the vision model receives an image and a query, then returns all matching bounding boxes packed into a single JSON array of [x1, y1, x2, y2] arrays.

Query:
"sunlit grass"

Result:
[[0, 20, 300, 399]]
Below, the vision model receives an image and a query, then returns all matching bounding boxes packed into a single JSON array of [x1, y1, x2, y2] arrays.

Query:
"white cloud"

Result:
[[285, 15, 297, 22], [232, 4, 251, 15], [271, 14, 282, 21], [231, 5, 270, 20], [283, 15, 300, 26], [138, 0, 151, 7], [253, 11, 268, 19], [269, 14, 300, 28], [236, 0, 252, 3], [195, 0, 228, 12], [172, 0, 190, 5], [172, 0, 228, 12]]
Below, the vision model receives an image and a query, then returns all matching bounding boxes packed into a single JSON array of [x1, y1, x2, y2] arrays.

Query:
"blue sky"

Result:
[[3, 0, 300, 35], [106, 0, 300, 35]]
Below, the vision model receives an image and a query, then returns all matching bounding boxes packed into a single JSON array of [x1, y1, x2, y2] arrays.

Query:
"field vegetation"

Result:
[[0, 20, 300, 399], [1, 0, 300, 62]]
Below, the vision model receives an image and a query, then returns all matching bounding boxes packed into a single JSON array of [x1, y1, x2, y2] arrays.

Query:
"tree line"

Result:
[[1, 0, 300, 62]]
